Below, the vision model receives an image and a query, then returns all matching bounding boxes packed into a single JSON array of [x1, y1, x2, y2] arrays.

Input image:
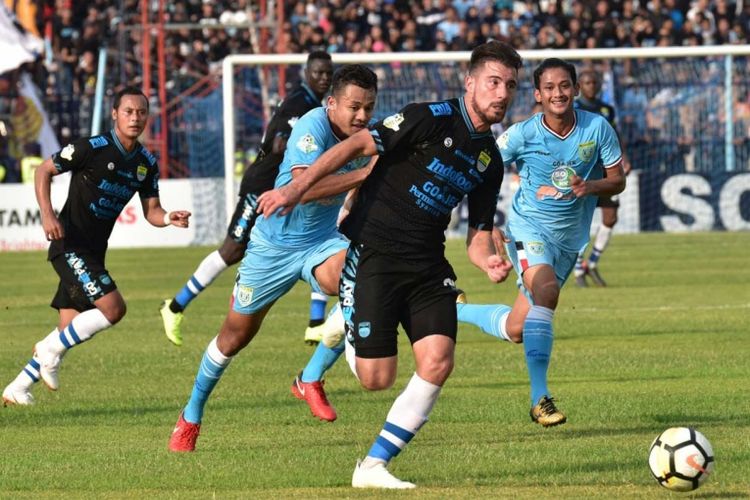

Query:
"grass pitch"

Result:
[[1, 232, 748, 498]]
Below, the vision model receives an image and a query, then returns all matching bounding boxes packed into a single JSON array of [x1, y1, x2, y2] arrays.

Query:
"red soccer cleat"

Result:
[[291, 372, 337, 422], [168, 413, 201, 452]]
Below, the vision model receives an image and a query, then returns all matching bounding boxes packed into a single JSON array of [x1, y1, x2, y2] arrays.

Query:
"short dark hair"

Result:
[[307, 50, 332, 65], [469, 40, 522, 74], [331, 64, 378, 96], [533, 58, 578, 89], [113, 86, 149, 110]]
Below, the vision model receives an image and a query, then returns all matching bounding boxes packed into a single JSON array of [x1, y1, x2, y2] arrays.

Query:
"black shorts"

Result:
[[340, 243, 458, 359], [226, 192, 260, 245], [50, 251, 118, 311], [597, 194, 620, 208]]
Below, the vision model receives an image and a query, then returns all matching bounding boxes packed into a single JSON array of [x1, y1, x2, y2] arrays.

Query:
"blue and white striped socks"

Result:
[[364, 373, 441, 465], [45, 309, 112, 353], [174, 250, 228, 310]]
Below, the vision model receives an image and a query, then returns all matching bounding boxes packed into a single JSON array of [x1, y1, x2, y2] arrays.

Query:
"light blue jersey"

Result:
[[498, 109, 622, 253], [252, 107, 370, 249]]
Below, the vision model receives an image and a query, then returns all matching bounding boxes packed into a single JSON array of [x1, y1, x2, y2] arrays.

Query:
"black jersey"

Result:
[[238, 82, 322, 195], [340, 97, 503, 258], [48, 130, 159, 260], [574, 97, 616, 128]]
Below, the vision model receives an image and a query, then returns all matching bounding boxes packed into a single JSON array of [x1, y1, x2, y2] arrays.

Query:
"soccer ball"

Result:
[[648, 427, 715, 492]]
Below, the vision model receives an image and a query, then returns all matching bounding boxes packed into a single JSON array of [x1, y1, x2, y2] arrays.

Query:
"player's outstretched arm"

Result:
[[257, 129, 377, 216], [34, 158, 64, 241], [466, 226, 513, 283], [141, 197, 191, 228]]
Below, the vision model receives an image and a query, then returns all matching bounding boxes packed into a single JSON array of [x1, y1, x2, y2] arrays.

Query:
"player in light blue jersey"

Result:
[[478, 58, 626, 427], [168, 65, 378, 452]]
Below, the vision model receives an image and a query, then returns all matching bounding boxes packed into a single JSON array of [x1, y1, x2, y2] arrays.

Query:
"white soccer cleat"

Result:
[[2, 383, 35, 406], [33, 341, 64, 391], [352, 459, 416, 489]]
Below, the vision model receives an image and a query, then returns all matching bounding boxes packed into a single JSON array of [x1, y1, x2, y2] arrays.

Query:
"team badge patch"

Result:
[[551, 165, 575, 190], [358, 321, 371, 338], [497, 131, 510, 149], [444, 137, 453, 148], [60, 144, 75, 161], [526, 241, 545, 256], [383, 113, 404, 131], [296, 133, 319, 154], [236, 285, 254, 307], [578, 141, 596, 162], [136, 165, 148, 181], [477, 150, 491, 172]]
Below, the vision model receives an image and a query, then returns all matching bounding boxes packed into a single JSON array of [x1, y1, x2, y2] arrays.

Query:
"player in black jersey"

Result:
[[573, 69, 631, 287], [258, 41, 520, 490], [2, 87, 191, 406], [159, 51, 334, 347]]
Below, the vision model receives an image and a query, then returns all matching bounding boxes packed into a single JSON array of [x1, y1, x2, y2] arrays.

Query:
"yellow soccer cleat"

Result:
[[530, 396, 567, 427], [160, 300, 184, 346]]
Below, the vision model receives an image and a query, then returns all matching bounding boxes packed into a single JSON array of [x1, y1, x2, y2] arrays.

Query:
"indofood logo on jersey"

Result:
[[551, 165, 576, 191], [476, 150, 491, 173], [296, 133, 319, 154], [578, 141, 596, 162], [136, 165, 148, 181], [383, 113, 404, 131]]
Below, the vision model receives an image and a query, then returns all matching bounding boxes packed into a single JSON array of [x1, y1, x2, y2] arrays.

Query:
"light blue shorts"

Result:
[[232, 237, 348, 314], [504, 218, 578, 303]]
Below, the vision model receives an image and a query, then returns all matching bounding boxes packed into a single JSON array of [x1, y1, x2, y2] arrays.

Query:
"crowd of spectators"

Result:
[[2, 0, 750, 181]]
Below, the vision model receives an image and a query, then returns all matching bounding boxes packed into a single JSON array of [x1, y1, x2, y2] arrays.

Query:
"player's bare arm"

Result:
[[466, 226, 513, 283], [299, 156, 377, 203], [34, 158, 64, 240], [141, 197, 192, 228], [257, 129, 377, 216], [570, 160, 626, 198]]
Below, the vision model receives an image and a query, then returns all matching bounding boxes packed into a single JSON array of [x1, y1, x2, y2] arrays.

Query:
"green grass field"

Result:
[[1, 232, 748, 498]]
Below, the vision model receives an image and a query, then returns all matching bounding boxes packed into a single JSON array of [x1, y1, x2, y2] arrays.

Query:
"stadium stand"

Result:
[[1, 0, 750, 180]]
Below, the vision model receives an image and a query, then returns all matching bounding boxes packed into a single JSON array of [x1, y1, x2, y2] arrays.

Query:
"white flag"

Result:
[[0, 4, 43, 74], [16, 73, 60, 158]]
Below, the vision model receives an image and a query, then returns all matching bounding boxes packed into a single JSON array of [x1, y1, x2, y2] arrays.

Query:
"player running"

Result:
[[159, 51, 334, 346], [2, 87, 191, 406], [257, 40, 520, 490], [167, 64, 378, 452], [488, 58, 626, 426]]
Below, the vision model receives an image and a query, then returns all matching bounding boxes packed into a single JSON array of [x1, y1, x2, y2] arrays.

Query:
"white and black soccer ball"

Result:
[[648, 427, 715, 492]]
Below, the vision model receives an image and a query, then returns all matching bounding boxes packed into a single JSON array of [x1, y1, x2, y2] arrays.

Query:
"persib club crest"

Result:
[[136, 164, 148, 181], [551, 165, 575, 190], [358, 321, 371, 338], [477, 150, 492, 172], [578, 141, 596, 163], [383, 113, 404, 131]]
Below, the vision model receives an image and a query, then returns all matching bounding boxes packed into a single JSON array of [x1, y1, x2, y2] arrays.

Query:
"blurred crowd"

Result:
[[1, 0, 750, 182]]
